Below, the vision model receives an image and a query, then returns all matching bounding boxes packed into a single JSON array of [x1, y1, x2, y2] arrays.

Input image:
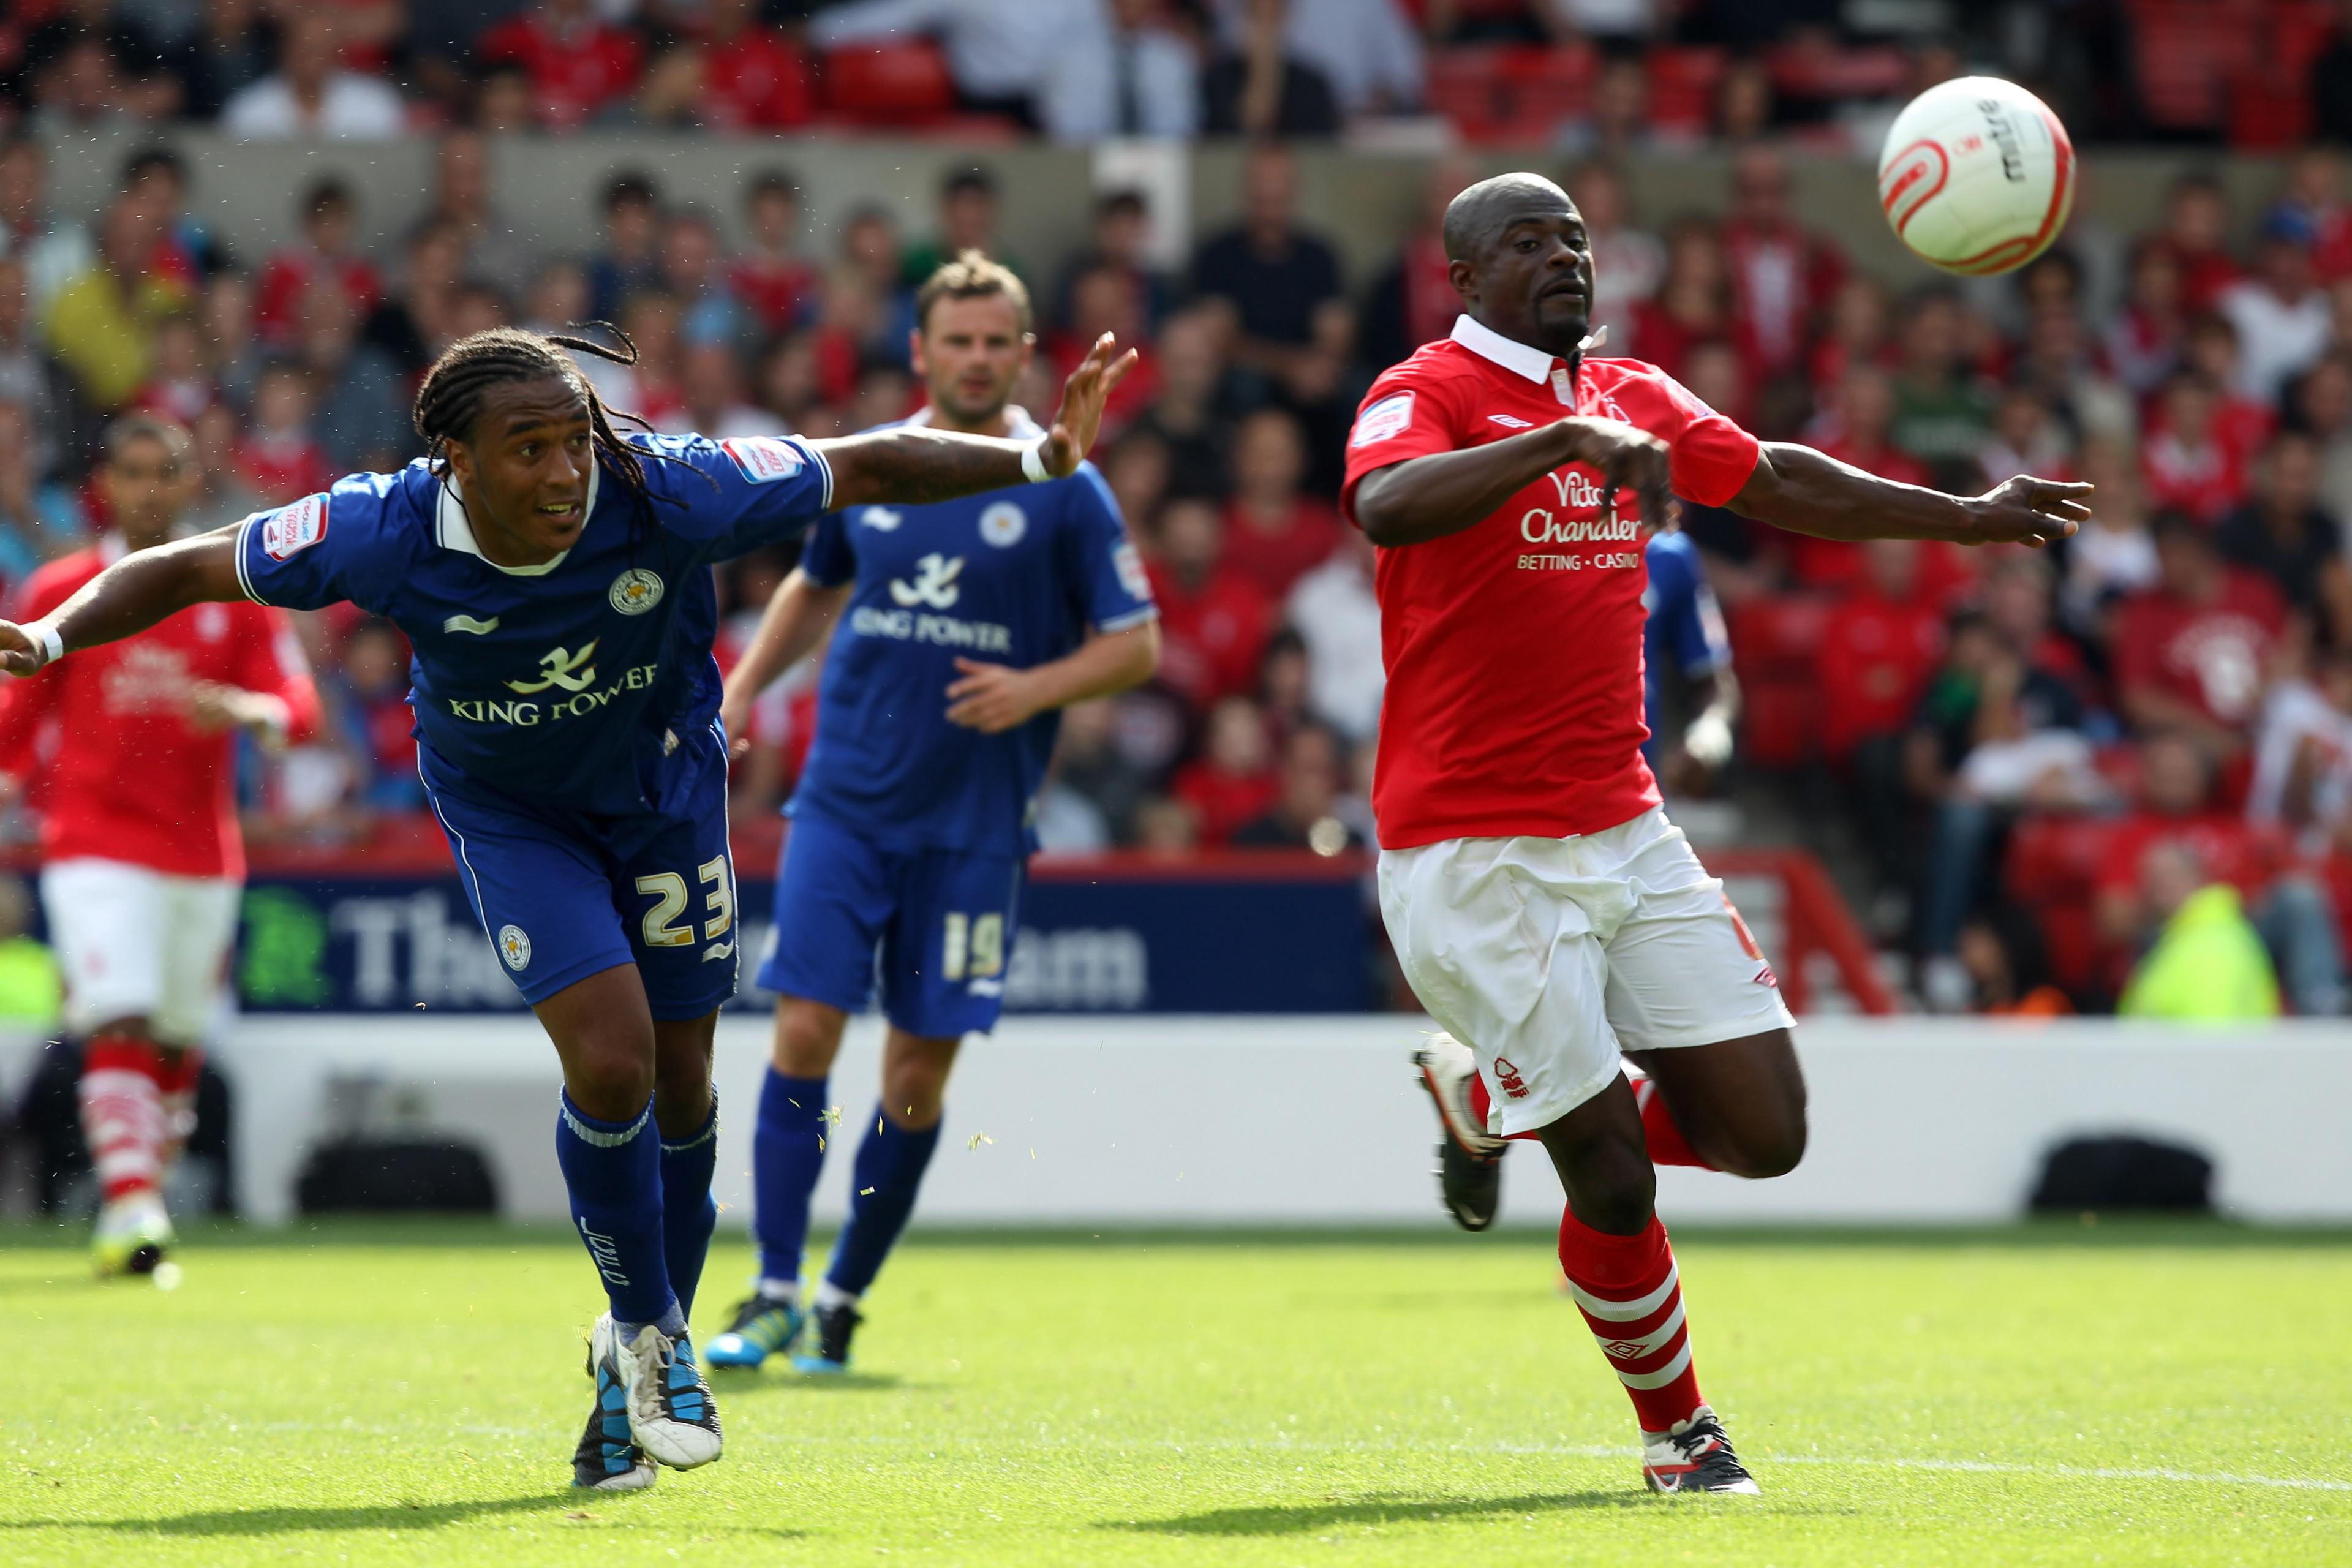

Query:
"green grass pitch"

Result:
[[10, 1221, 2351, 1566]]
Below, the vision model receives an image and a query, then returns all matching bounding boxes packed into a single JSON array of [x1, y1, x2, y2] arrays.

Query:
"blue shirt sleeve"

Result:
[[235, 472, 402, 613], [1057, 464, 1157, 633], [633, 432, 835, 560], [1646, 533, 1730, 678], [800, 511, 856, 588]]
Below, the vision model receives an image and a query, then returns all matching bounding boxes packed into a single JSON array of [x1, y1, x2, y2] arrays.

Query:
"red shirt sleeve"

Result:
[[1340, 360, 1471, 526], [1651, 369, 1762, 509], [233, 605, 323, 745]]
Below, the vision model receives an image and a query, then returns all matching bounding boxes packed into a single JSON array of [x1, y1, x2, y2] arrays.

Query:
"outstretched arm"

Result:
[[1351, 417, 1672, 549], [0, 527, 246, 676], [814, 333, 1138, 510], [1728, 442, 2092, 548]]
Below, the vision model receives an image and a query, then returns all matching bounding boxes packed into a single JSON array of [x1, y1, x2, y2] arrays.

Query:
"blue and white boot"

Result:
[[706, 1293, 805, 1370], [572, 1352, 657, 1491], [591, 1313, 723, 1471]]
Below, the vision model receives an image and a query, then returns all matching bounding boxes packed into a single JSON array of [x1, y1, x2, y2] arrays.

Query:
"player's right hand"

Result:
[[718, 684, 755, 761], [1556, 418, 1672, 529], [1038, 333, 1140, 478], [1967, 475, 2095, 547], [0, 622, 46, 677]]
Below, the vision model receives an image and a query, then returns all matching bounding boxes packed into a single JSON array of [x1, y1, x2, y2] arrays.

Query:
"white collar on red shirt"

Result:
[[1449, 314, 1607, 405], [435, 459, 600, 578]]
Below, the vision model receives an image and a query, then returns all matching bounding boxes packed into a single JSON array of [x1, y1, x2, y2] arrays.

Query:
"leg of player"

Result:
[[79, 1012, 176, 1278], [652, 1009, 722, 1326], [1621, 1030, 1808, 1180], [538, 964, 721, 1478], [797, 1027, 959, 1374], [705, 995, 850, 1370], [1534, 1076, 1761, 1498]]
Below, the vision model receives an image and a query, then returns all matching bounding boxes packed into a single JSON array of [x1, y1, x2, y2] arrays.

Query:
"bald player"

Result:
[[1343, 174, 2089, 1495]]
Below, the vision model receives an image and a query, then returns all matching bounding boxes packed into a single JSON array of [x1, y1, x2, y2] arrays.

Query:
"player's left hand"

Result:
[[945, 658, 1044, 734], [1967, 475, 2095, 548], [187, 682, 288, 746], [1038, 333, 1139, 479]]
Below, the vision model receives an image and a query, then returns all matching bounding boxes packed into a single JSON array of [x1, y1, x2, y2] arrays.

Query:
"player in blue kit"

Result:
[[703, 255, 1159, 1374], [0, 322, 1134, 1488], [1640, 528, 1738, 791]]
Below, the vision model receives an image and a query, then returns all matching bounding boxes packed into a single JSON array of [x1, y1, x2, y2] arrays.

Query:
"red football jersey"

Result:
[[2113, 570, 2286, 732], [0, 543, 322, 880], [1341, 317, 1762, 848]]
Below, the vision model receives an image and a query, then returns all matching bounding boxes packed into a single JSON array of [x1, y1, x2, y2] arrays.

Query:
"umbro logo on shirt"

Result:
[[1487, 415, 1534, 429]]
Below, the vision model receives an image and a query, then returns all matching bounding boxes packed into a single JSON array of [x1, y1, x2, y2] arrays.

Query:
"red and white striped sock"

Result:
[[80, 1034, 168, 1205], [153, 1049, 202, 1172], [1467, 1071, 1717, 1169], [1556, 1205, 1705, 1434]]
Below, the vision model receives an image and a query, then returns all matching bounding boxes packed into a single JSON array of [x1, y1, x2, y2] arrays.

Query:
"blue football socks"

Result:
[[660, 1097, 720, 1322], [825, 1104, 943, 1298], [753, 1069, 831, 1289], [556, 1090, 682, 1338]]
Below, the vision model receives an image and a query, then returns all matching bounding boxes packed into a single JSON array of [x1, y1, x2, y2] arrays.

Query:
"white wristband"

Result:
[[23, 619, 61, 667], [1020, 439, 1052, 484]]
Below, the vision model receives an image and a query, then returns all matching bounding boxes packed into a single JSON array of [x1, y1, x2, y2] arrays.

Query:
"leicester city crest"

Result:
[[978, 501, 1027, 548], [609, 568, 664, 615], [497, 925, 532, 971]]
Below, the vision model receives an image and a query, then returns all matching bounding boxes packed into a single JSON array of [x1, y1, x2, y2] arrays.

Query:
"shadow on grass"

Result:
[[1104, 1490, 1658, 1536], [710, 1367, 909, 1395], [6, 1490, 804, 1539]]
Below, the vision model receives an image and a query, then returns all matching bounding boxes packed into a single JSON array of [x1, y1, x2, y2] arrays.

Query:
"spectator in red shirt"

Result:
[[1720, 143, 1845, 378], [729, 171, 819, 339], [2114, 510, 2290, 763], [2214, 429, 2352, 647], [1232, 721, 1364, 853], [476, 0, 645, 133], [132, 312, 216, 429], [1808, 274, 1896, 402], [233, 360, 333, 505], [1627, 217, 1752, 388], [2141, 371, 2248, 526], [2092, 728, 2344, 1012], [2148, 172, 2243, 316], [2182, 312, 2282, 469], [1051, 262, 1157, 440], [1220, 407, 1340, 600], [1147, 497, 1271, 711], [1789, 365, 1975, 600], [1172, 695, 1280, 848], [1362, 154, 1478, 372], [255, 178, 381, 349], [1817, 537, 1948, 766], [637, 0, 815, 132]]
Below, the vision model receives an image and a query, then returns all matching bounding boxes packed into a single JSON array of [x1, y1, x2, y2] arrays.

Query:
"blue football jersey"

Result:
[[1640, 529, 1731, 757], [236, 432, 833, 815], [790, 414, 1156, 856]]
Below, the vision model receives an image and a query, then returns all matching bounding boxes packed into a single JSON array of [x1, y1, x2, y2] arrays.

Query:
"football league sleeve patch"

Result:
[[664, 434, 835, 560], [237, 491, 349, 611], [1067, 467, 1158, 633]]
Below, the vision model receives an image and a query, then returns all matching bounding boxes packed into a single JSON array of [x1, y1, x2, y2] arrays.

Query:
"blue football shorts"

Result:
[[756, 811, 1025, 1039], [422, 741, 741, 1019]]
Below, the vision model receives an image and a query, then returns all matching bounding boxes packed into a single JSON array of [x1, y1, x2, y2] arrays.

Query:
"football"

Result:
[[1877, 76, 2077, 276]]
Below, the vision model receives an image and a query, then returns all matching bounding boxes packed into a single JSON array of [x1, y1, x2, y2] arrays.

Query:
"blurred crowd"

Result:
[[1, 1, 2348, 148]]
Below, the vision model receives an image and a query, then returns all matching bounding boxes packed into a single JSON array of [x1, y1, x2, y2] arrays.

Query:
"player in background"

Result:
[[706, 255, 1158, 1375], [0, 415, 318, 1279], [0, 325, 1133, 1490], [1641, 528, 1737, 797], [1346, 174, 2088, 1495]]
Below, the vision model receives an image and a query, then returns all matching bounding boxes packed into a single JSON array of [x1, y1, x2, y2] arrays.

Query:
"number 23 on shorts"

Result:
[[636, 856, 736, 955]]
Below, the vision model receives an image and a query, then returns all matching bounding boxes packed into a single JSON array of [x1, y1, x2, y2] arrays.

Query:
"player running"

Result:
[[0, 324, 1133, 1490], [704, 255, 1158, 1376], [1346, 174, 2089, 1495], [0, 415, 318, 1279]]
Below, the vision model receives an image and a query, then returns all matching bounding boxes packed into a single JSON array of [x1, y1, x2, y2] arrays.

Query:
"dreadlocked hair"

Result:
[[413, 325, 696, 520]]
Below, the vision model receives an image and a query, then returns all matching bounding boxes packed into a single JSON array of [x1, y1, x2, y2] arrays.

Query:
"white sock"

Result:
[[813, 1278, 859, 1313], [756, 1276, 799, 1306]]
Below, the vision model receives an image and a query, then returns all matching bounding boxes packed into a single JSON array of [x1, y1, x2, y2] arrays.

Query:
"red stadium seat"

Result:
[[1645, 47, 1724, 136], [1425, 45, 1596, 145], [821, 40, 957, 126]]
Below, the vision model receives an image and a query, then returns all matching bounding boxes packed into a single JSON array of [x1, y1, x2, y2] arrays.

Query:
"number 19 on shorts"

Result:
[[941, 912, 1003, 983]]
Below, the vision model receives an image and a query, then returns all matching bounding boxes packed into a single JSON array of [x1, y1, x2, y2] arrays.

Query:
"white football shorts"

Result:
[[41, 858, 240, 1045], [1378, 807, 1796, 1137]]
